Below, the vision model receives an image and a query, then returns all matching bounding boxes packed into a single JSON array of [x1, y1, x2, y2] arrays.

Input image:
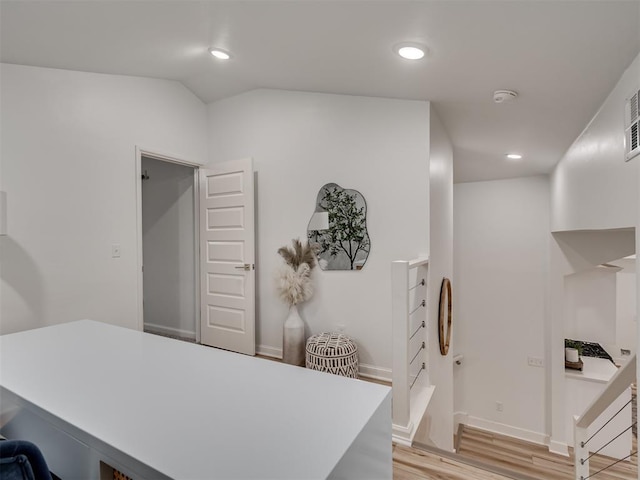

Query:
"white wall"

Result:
[[636, 149, 640, 480], [564, 268, 616, 345], [426, 106, 454, 451], [548, 52, 639, 453], [551, 53, 639, 232], [141, 157, 196, 339], [0, 64, 207, 334], [614, 259, 637, 364], [207, 89, 430, 374], [454, 176, 549, 443], [548, 228, 635, 454]]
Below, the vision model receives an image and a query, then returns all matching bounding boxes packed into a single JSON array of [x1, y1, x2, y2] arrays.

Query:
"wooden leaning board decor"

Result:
[[438, 277, 452, 355]]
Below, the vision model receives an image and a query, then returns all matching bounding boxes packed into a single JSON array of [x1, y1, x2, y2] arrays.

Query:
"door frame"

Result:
[[135, 146, 204, 342]]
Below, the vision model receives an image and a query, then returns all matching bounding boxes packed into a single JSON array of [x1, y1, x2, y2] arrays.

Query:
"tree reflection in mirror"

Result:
[[307, 183, 370, 271]]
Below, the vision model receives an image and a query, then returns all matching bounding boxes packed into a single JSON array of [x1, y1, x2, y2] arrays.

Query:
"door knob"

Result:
[[235, 264, 252, 271]]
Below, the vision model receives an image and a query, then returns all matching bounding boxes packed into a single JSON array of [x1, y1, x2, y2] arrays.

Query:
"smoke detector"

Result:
[[493, 90, 518, 104]]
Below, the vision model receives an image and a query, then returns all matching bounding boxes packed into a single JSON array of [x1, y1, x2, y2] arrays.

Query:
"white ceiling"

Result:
[[1, 1, 639, 183]]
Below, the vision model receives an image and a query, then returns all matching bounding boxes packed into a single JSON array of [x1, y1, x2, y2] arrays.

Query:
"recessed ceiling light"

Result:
[[394, 43, 427, 60], [209, 48, 231, 60], [506, 153, 523, 160]]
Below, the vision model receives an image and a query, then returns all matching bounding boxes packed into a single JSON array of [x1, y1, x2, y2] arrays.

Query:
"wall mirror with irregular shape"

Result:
[[307, 183, 370, 271]]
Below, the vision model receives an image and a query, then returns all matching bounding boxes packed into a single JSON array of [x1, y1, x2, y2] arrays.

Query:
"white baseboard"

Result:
[[358, 363, 392, 383], [144, 322, 195, 340], [465, 415, 549, 447], [548, 439, 570, 457], [392, 422, 414, 447], [253, 349, 391, 382], [257, 344, 282, 359], [254, 347, 391, 382], [454, 412, 469, 430]]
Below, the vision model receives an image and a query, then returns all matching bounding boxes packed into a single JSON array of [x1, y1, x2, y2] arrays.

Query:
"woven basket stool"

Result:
[[305, 332, 358, 379]]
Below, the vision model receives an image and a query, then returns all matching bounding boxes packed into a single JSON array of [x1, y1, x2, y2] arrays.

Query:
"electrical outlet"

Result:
[[496, 401, 503, 412], [527, 356, 544, 367], [336, 323, 346, 332]]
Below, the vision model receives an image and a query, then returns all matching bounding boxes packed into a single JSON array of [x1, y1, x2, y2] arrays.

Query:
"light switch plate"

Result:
[[527, 356, 544, 367]]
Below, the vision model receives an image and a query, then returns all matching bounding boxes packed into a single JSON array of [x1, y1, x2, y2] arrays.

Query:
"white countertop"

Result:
[[565, 356, 618, 384], [0, 320, 391, 479]]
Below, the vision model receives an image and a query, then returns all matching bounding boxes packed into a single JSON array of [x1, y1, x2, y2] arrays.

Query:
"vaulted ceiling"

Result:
[[2, 1, 639, 182]]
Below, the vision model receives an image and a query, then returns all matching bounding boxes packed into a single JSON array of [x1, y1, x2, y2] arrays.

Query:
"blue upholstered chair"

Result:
[[0, 440, 53, 480]]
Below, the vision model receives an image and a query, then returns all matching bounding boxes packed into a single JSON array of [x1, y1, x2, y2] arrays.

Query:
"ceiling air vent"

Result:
[[625, 88, 639, 161]]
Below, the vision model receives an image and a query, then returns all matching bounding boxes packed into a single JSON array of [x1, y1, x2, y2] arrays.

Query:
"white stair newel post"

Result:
[[392, 260, 410, 432], [392, 256, 433, 446], [574, 415, 589, 480]]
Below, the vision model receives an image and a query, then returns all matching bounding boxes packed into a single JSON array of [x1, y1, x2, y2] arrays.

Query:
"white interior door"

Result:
[[199, 158, 255, 355]]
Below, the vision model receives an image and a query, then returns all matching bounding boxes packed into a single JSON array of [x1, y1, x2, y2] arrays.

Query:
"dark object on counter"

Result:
[[565, 358, 584, 371], [565, 339, 614, 363]]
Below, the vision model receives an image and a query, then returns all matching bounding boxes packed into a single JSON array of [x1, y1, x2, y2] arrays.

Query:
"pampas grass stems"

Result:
[[276, 239, 317, 306]]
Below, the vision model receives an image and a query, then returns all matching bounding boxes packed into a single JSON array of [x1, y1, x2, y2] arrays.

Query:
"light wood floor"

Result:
[[358, 375, 517, 478], [255, 355, 638, 479], [398, 425, 638, 480], [393, 444, 514, 480], [454, 425, 637, 480]]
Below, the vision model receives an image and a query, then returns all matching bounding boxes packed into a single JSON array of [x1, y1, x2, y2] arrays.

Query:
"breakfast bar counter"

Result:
[[0, 320, 392, 479]]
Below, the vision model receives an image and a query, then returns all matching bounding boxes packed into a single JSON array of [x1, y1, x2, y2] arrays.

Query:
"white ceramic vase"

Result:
[[565, 347, 579, 363], [283, 304, 306, 366]]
